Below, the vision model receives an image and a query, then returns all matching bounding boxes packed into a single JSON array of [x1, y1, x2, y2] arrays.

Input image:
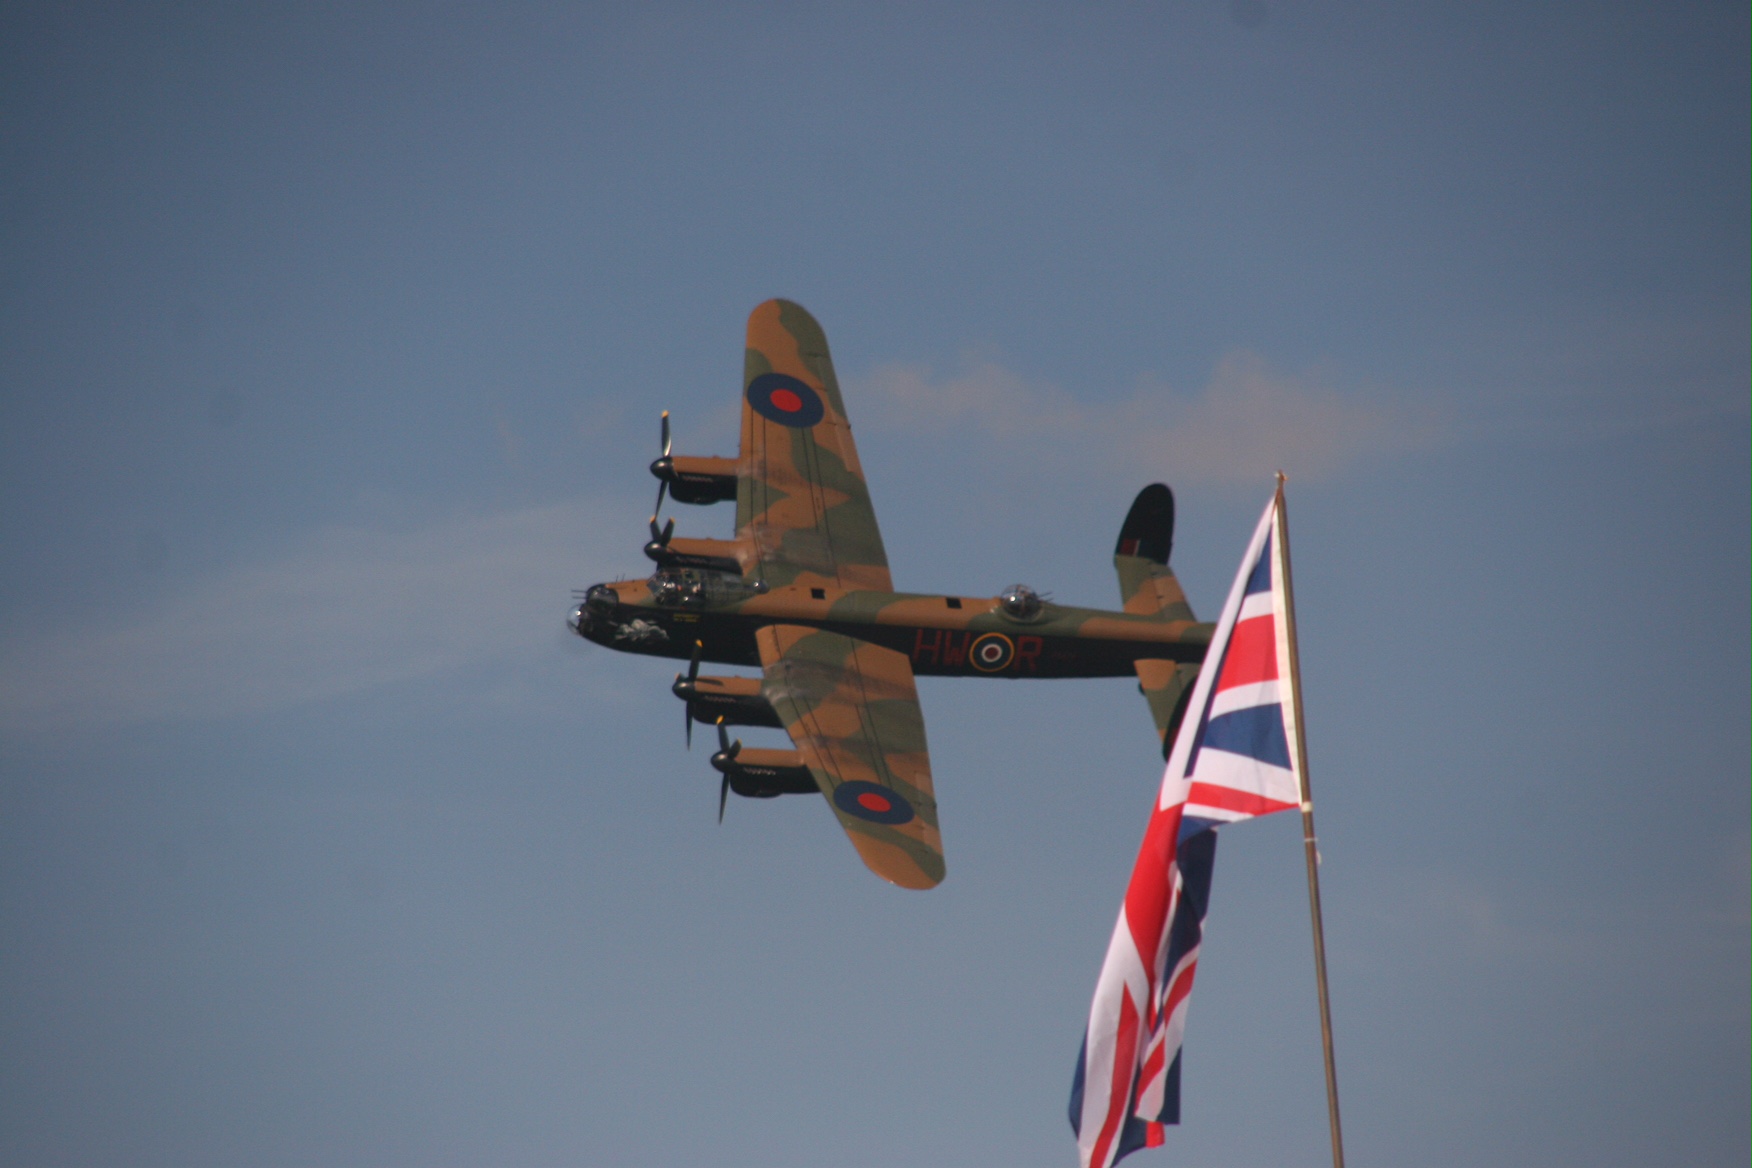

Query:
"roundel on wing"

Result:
[[746, 373, 826, 428], [969, 632, 1015, 673], [832, 780, 915, 825]]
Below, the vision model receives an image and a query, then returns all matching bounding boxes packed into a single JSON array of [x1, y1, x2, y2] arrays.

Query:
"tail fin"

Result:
[[1115, 484, 1200, 757]]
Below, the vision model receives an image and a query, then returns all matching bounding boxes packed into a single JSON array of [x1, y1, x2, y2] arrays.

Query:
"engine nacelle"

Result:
[[644, 535, 746, 576], [651, 454, 737, 505], [673, 673, 782, 728], [709, 746, 817, 798]]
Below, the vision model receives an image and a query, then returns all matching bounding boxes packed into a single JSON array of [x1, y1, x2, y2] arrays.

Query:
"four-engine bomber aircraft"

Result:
[[570, 300, 1214, 889]]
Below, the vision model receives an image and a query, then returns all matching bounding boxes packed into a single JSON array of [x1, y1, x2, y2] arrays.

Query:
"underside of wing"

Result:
[[754, 623, 943, 889], [737, 300, 893, 592]]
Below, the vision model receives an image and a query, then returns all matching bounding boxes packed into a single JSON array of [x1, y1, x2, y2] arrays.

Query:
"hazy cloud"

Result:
[[0, 499, 631, 732], [853, 352, 1444, 485]]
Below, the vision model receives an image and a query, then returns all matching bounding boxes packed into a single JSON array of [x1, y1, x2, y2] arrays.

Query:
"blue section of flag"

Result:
[[1158, 1051, 1184, 1124], [1243, 548, 1272, 595], [1200, 704, 1292, 770], [1069, 1037, 1088, 1136], [1180, 640, 1233, 776], [1177, 814, 1222, 845], [1163, 829, 1216, 987], [1114, 1111, 1157, 1163]]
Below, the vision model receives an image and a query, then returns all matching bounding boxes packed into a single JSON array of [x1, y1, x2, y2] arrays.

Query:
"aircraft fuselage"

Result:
[[571, 573, 1211, 679]]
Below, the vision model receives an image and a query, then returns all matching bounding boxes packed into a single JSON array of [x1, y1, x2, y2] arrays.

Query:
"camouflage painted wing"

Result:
[[754, 623, 944, 889], [736, 299, 894, 592]]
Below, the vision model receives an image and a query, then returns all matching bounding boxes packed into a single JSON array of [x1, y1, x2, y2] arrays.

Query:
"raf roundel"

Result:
[[969, 632, 1015, 673], [746, 373, 826, 428], [832, 780, 915, 825]]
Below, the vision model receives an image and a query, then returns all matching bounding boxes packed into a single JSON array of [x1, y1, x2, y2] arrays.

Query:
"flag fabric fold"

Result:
[[1071, 491, 1304, 1168]]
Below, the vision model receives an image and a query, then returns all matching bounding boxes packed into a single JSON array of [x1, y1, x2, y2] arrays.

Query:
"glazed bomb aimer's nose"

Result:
[[569, 583, 622, 636]]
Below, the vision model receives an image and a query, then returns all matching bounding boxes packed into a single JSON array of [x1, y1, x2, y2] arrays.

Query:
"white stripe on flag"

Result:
[[1207, 679, 1285, 719], [1236, 591, 1274, 622]]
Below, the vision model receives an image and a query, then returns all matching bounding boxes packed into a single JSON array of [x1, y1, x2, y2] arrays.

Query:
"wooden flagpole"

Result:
[[1274, 473, 1346, 1168]]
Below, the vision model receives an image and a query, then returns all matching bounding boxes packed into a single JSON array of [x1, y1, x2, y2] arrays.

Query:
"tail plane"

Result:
[[1115, 484, 1201, 756]]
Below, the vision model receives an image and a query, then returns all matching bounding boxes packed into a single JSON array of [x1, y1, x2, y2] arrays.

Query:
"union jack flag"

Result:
[[1070, 491, 1304, 1168]]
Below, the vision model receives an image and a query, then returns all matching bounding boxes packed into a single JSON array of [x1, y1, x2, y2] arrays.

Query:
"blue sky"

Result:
[[1, 4, 1746, 1166]]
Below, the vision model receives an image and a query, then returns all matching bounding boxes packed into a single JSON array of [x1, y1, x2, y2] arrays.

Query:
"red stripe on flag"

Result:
[[1162, 956, 1199, 1021], [1138, 1030, 1166, 1095], [1186, 781, 1298, 817], [1215, 615, 1277, 691], [1090, 988, 1142, 1168], [1122, 802, 1184, 988]]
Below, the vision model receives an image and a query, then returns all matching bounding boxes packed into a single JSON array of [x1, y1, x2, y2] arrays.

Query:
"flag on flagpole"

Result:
[[1071, 490, 1305, 1168]]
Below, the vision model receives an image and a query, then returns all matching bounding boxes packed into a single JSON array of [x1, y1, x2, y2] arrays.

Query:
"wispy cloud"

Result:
[[0, 355, 1437, 733], [852, 351, 1444, 485], [0, 499, 633, 733]]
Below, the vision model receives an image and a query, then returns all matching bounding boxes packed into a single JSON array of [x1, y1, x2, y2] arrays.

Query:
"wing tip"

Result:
[[749, 298, 829, 355], [850, 833, 946, 890]]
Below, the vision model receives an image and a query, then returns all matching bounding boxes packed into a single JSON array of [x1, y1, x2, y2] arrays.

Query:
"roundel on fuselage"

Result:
[[969, 632, 1015, 673], [746, 373, 825, 428]]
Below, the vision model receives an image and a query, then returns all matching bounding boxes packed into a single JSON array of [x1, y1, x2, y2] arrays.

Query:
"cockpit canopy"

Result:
[[648, 568, 768, 609]]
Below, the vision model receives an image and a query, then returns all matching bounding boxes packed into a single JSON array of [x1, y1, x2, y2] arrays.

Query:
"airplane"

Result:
[[569, 299, 1214, 889]]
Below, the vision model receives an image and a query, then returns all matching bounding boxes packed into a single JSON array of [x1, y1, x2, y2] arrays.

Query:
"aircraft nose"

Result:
[[570, 583, 621, 636], [584, 583, 619, 613]]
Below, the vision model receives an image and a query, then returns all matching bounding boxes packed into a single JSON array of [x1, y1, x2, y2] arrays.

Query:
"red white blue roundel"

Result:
[[832, 780, 915, 825], [969, 632, 1014, 673], [746, 373, 825, 428]]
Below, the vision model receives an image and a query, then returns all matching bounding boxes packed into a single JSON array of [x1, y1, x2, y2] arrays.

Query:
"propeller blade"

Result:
[[678, 644, 705, 750], [712, 715, 740, 821], [716, 716, 740, 759], [648, 515, 674, 545], [652, 413, 673, 517]]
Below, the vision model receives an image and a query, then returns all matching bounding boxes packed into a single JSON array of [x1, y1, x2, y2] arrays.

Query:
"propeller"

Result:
[[673, 640, 703, 749], [651, 411, 673, 518], [713, 716, 742, 823]]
